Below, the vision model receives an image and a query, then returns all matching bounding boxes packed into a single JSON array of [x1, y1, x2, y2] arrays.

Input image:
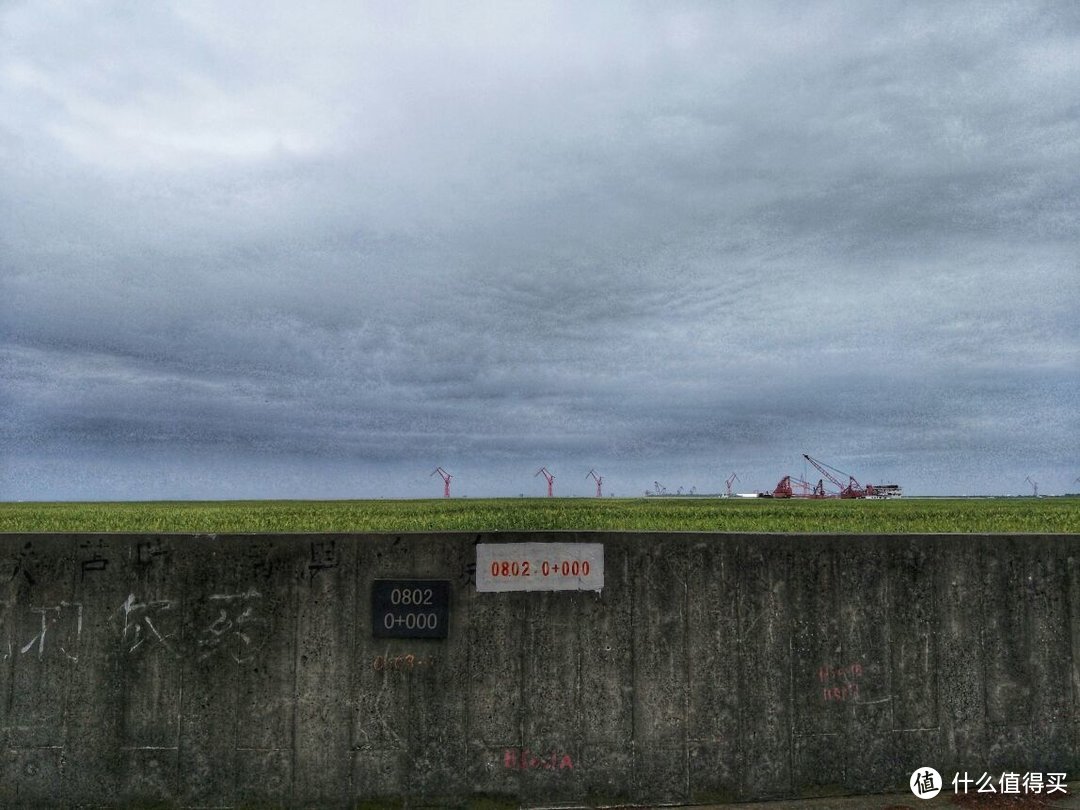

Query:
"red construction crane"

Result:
[[725, 472, 739, 497], [802, 454, 868, 498], [535, 467, 555, 497], [431, 467, 452, 498], [587, 469, 603, 498]]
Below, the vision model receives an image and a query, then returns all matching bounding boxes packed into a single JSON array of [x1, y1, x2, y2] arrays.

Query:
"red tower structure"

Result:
[[771, 475, 793, 498], [535, 467, 555, 497], [587, 469, 603, 498], [431, 467, 452, 498]]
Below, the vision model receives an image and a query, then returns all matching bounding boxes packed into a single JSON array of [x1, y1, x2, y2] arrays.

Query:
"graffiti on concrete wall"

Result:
[[79, 538, 109, 580], [818, 661, 863, 702], [308, 540, 340, 573], [1, 591, 271, 666], [197, 589, 271, 663], [14, 602, 83, 662], [371, 653, 439, 671], [503, 748, 574, 770], [119, 593, 178, 656]]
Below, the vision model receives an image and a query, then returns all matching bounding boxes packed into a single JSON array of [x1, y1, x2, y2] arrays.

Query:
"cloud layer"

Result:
[[2, 1, 1077, 498]]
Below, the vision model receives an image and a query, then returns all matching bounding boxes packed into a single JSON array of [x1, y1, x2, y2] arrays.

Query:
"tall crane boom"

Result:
[[430, 467, 452, 498], [802, 454, 867, 498], [535, 467, 555, 497], [725, 473, 739, 498], [587, 469, 603, 498]]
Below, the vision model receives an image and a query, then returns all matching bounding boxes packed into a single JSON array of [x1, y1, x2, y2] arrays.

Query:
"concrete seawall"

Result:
[[0, 532, 1076, 808]]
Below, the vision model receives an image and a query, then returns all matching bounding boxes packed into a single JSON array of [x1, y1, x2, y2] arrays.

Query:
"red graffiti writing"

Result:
[[818, 662, 862, 682], [372, 654, 437, 671], [817, 661, 863, 702], [503, 749, 574, 771], [822, 683, 860, 701]]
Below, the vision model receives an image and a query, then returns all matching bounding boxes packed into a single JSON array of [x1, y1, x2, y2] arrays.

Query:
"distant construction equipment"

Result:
[[535, 467, 555, 497], [587, 469, 603, 498], [803, 454, 865, 498], [431, 467, 452, 498], [791, 476, 827, 498], [771, 476, 793, 498], [725, 473, 739, 498], [802, 454, 900, 498], [761, 455, 901, 498], [643, 482, 700, 497], [762, 473, 817, 498]]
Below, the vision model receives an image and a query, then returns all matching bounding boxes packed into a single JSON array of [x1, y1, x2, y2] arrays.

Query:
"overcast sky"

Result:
[[1, 1, 1077, 500]]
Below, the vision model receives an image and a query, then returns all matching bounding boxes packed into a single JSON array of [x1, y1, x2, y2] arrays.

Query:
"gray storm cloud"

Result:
[[1, 1, 1077, 499]]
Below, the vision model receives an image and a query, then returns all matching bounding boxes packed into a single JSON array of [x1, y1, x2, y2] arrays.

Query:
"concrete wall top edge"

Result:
[[1, 531, 1077, 541]]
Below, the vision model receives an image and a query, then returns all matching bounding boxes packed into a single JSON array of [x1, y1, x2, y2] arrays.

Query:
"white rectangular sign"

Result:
[[476, 543, 604, 592]]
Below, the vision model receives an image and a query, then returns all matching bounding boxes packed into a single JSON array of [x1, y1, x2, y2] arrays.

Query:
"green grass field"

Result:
[[0, 497, 1076, 534]]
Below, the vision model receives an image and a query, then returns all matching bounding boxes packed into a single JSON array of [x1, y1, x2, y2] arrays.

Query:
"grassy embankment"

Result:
[[0, 497, 1076, 534]]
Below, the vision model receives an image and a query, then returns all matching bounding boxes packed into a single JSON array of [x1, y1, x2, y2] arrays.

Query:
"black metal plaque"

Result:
[[372, 579, 450, 639]]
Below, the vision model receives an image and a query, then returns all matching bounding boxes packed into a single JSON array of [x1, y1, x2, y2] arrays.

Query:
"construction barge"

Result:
[[759, 454, 902, 499]]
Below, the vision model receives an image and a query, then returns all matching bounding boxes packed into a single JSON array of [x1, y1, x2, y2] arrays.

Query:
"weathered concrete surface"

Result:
[[0, 532, 1076, 808]]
